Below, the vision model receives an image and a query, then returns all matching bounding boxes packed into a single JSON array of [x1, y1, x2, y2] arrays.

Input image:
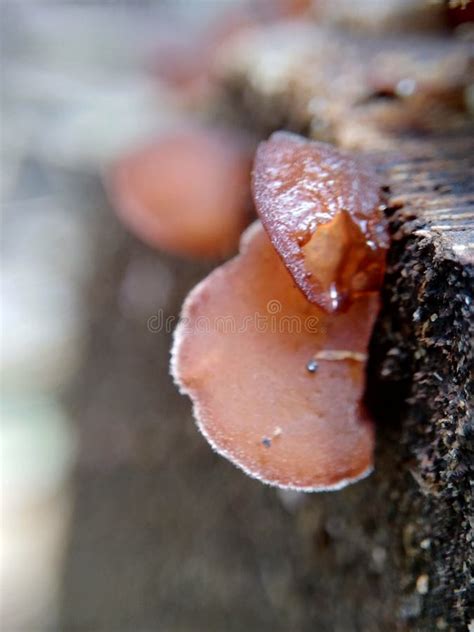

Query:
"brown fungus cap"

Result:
[[252, 132, 389, 312], [171, 222, 378, 491], [107, 127, 254, 260]]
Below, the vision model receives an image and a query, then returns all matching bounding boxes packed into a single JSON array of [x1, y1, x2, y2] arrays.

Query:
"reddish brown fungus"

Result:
[[150, 13, 254, 100], [252, 131, 389, 312], [107, 127, 253, 259], [171, 222, 378, 491], [150, 1, 311, 100]]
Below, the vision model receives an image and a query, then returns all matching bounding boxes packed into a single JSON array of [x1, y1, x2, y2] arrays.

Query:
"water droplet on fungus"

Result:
[[252, 132, 389, 312]]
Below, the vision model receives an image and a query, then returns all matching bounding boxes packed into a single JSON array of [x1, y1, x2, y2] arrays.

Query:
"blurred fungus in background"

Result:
[[0, 2, 244, 629], [107, 127, 255, 260], [149, 0, 313, 101]]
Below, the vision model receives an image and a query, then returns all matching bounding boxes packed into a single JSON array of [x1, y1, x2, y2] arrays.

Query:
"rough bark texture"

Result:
[[368, 134, 474, 630]]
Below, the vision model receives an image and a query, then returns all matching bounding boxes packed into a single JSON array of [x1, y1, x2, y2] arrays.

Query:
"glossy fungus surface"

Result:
[[172, 222, 379, 490], [253, 132, 389, 311]]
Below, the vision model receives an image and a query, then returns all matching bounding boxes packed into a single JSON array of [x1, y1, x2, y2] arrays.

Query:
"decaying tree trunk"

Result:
[[369, 134, 473, 630], [213, 25, 474, 631]]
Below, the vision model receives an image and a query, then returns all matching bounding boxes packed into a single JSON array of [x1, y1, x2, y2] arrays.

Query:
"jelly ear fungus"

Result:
[[107, 127, 254, 260], [252, 131, 389, 312], [172, 132, 389, 491], [171, 222, 379, 490]]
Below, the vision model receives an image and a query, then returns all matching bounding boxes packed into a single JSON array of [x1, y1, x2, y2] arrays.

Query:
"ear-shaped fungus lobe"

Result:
[[108, 128, 253, 259], [252, 132, 389, 312], [171, 222, 379, 491]]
